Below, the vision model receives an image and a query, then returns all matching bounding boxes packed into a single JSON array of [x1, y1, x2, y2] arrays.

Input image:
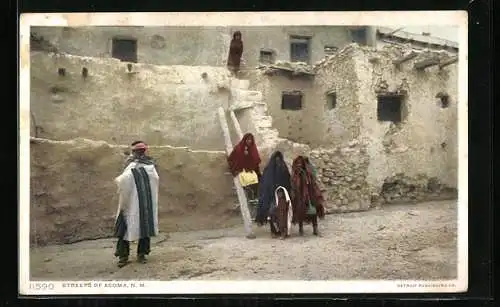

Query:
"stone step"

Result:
[[231, 89, 263, 102], [252, 103, 268, 113], [229, 100, 254, 111], [230, 78, 250, 90], [245, 90, 263, 102], [255, 117, 273, 128]]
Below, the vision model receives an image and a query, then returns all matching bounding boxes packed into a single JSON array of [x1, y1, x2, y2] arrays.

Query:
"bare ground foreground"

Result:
[[30, 200, 458, 281]]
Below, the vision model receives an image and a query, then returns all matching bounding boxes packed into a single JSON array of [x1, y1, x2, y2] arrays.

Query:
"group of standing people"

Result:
[[228, 133, 325, 240], [112, 133, 324, 268]]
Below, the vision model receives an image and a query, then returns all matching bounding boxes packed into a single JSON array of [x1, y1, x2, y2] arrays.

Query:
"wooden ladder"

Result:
[[218, 107, 256, 239]]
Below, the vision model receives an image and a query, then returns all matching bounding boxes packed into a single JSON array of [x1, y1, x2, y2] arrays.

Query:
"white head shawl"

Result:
[[274, 186, 293, 236]]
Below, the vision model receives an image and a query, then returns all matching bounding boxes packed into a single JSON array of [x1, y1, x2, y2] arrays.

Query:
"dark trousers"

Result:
[[114, 237, 151, 259], [299, 215, 318, 230]]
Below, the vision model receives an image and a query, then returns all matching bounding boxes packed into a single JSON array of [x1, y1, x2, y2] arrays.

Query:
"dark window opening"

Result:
[[377, 95, 404, 123], [351, 28, 368, 45], [439, 95, 450, 108], [324, 45, 338, 56], [281, 91, 303, 110], [111, 38, 138, 63], [259, 50, 275, 64], [290, 36, 311, 63], [81, 67, 88, 78], [58, 68, 66, 76], [326, 91, 337, 109]]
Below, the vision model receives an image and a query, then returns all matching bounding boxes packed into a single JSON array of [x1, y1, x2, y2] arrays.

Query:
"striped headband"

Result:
[[132, 142, 147, 150]]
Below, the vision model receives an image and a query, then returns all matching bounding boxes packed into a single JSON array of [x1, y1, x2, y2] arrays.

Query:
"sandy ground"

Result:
[[30, 200, 457, 281]]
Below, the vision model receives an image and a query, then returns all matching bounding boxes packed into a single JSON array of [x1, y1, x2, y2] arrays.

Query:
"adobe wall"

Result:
[[352, 46, 459, 192], [32, 26, 359, 68], [313, 46, 362, 146], [245, 46, 363, 148], [30, 137, 240, 246], [248, 44, 459, 212], [250, 73, 318, 145], [30, 51, 232, 150], [32, 26, 230, 67]]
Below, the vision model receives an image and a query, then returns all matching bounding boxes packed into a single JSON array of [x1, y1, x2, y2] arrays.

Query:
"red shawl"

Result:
[[291, 156, 325, 223], [227, 133, 261, 177]]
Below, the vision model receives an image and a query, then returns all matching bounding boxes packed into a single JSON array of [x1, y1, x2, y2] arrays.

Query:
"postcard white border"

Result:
[[19, 11, 469, 295]]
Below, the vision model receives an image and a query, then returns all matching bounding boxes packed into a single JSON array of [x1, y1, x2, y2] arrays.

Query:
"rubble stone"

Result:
[[379, 173, 457, 204]]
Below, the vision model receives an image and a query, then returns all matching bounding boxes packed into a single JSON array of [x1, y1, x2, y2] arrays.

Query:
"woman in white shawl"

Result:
[[270, 186, 293, 239], [114, 141, 159, 268]]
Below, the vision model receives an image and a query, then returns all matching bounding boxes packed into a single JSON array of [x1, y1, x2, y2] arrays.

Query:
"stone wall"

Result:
[[310, 140, 372, 213], [353, 45, 459, 190], [32, 26, 366, 68], [314, 45, 362, 146], [308, 138, 457, 213], [372, 173, 458, 207], [30, 51, 232, 150], [30, 138, 239, 246]]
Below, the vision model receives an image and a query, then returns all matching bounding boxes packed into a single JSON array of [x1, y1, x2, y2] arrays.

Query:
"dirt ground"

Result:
[[30, 200, 457, 281]]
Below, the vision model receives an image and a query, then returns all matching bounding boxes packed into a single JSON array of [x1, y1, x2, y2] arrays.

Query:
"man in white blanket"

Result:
[[114, 141, 159, 268]]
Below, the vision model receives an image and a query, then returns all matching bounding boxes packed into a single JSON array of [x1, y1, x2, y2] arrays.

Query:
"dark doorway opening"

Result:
[[290, 36, 311, 64], [377, 94, 404, 123], [111, 38, 138, 63]]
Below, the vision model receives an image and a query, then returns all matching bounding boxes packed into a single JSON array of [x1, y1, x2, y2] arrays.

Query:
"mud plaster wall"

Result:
[[250, 73, 320, 145], [33, 27, 230, 66], [30, 52, 232, 150], [353, 47, 458, 190], [33, 26, 362, 68], [30, 138, 239, 246], [314, 46, 362, 147], [231, 26, 357, 68]]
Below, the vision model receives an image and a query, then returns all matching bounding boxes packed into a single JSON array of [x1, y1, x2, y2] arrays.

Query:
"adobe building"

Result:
[[31, 26, 376, 67], [29, 26, 459, 246]]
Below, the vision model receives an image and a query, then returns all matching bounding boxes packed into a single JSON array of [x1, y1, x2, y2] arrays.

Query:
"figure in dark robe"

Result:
[[227, 31, 243, 75], [290, 156, 325, 236], [255, 151, 292, 232]]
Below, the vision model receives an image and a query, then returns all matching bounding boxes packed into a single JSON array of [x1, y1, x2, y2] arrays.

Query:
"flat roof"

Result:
[[377, 27, 459, 50]]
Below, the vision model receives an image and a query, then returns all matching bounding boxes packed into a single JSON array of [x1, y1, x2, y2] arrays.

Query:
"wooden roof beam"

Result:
[[439, 56, 458, 69], [414, 56, 441, 70], [392, 51, 419, 66]]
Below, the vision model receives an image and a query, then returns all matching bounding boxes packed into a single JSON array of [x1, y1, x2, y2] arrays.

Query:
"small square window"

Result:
[[326, 91, 337, 109], [377, 94, 404, 123], [111, 38, 138, 63], [436, 92, 450, 108], [351, 28, 368, 45], [281, 91, 303, 110], [324, 45, 338, 56], [259, 49, 275, 64]]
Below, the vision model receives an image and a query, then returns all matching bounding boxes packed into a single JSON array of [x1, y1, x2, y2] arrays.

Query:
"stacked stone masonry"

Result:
[[310, 141, 372, 213]]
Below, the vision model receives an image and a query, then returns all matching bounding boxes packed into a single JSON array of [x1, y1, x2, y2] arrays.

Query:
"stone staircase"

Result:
[[229, 78, 280, 150], [227, 77, 311, 168]]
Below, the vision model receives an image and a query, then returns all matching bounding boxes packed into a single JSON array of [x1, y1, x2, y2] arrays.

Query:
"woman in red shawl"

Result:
[[228, 133, 261, 177], [290, 156, 325, 236], [227, 31, 243, 75], [227, 133, 261, 198]]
